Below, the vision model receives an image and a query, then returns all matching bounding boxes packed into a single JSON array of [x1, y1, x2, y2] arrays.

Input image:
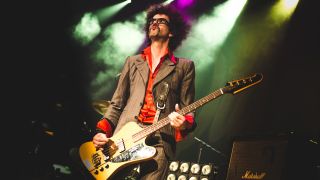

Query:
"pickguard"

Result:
[[111, 143, 156, 163]]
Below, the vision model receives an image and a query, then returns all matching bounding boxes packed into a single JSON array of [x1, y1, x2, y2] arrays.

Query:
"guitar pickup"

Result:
[[92, 153, 102, 168], [116, 139, 125, 153]]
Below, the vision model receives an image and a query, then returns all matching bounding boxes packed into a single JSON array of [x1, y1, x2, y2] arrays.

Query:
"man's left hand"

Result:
[[169, 104, 186, 130]]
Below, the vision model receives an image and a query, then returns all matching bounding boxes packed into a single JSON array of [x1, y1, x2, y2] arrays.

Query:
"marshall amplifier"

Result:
[[226, 135, 319, 180]]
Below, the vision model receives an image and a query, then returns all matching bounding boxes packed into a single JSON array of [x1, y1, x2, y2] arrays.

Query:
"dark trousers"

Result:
[[111, 145, 168, 180], [139, 145, 168, 180]]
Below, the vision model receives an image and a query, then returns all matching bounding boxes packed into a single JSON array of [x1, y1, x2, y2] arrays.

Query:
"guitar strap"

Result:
[[154, 82, 170, 124]]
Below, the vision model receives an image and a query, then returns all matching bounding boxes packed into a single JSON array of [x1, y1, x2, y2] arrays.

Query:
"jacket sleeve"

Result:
[[96, 117, 114, 137], [175, 60, 197, 142], [96, 57, 131, 133], [175, 114, 197, 142]]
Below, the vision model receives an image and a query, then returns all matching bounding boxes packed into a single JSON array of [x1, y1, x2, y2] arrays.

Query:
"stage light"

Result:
[[179, 162, 190, 173], [169, 161, 180, 172], [163, 0, 175, 5], [166, 161, 217, 180], [174, 0, 248, 71], [177, 0, 195, 9], [73, 0, 131, 46], [167, 173, 176, 180], [177, 174, 188, 180], [269, 0, 299, 23], [201, 164, 212, 176], [200, 177, 209, 180], [188, 176, 198, 180], [190, 163, 201, 174], [96, 0, 131, 23]]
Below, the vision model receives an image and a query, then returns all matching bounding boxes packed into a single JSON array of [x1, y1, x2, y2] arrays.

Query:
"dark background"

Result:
[[6, 0, 320, 179]]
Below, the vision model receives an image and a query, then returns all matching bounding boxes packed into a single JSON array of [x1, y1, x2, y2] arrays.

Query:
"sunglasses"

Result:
[[149, 18, 170, 25]]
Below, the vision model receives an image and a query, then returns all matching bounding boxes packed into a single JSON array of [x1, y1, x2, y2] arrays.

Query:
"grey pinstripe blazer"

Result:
[[104, 54, 196, 159]]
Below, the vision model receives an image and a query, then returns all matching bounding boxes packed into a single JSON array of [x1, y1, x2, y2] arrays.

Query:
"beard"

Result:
[[149, 25, 160, 38], [148, 25, 170, 41]]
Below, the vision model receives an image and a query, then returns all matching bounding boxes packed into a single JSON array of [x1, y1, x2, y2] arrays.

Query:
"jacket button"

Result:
[[134, 116, 138, 120], [140, 102, 143, 106]]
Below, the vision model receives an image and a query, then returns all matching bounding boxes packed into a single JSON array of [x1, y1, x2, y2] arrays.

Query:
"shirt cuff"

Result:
[[96, 118, 114, 138], [175, 114, 195, 142]]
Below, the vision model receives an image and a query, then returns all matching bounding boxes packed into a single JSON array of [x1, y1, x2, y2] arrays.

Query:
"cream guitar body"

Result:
[[79, 122, 156, 180]]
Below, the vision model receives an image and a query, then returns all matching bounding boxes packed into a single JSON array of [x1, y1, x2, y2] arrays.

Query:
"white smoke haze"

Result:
[[73, 12, 101, 46], [90, 13, 146, 99], [175, 0, 247, 72]]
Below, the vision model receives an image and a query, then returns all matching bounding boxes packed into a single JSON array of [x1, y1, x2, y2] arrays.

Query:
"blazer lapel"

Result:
[[153, 58, 176, 87], [134, 56, 149, 85]]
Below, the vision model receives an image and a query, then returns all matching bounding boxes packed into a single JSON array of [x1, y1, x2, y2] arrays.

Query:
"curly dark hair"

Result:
[[144, 4, 190, 51]]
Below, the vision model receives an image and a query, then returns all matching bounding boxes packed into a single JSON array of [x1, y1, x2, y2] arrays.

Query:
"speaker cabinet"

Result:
[[226, 135, 319, 180]]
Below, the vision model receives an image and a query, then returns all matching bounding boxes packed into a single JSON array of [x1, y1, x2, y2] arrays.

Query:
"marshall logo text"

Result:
[[241, 170, 266, 179]]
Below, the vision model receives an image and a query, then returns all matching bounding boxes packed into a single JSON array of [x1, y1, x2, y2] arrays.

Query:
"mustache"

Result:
[[149, 24, 159, 31]]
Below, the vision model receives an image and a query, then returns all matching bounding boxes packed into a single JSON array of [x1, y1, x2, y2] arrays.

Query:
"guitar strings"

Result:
[[97, 109, 194, 158], [97, 117, 173, 158], [97, 124, 159, 158], [98, 92, 220, 157], [95, 76, 261, 159]]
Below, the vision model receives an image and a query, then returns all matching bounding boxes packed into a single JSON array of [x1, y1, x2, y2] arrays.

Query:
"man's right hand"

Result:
[[93, 132, 109, 148]]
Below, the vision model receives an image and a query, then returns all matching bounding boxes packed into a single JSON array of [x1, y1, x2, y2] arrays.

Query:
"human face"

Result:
[[148, 17, 169, 26], [148, 14, 172, 40]]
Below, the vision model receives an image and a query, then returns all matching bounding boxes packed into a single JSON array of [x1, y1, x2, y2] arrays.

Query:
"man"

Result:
[[93, 4, 196, 180]]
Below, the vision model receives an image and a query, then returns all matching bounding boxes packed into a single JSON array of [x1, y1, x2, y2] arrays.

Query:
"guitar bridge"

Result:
[[92, 153, 102, 168], [116, 138, 125, 153]]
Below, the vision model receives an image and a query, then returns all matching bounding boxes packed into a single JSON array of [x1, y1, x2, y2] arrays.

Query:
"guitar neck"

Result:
[[132, 87, 226, 142]]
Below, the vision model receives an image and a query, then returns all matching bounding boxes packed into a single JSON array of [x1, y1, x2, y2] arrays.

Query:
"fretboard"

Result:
[[132, 87, 226, 142]]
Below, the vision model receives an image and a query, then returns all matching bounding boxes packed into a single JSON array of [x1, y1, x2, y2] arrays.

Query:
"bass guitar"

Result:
[[79, 73, 263, 180]]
